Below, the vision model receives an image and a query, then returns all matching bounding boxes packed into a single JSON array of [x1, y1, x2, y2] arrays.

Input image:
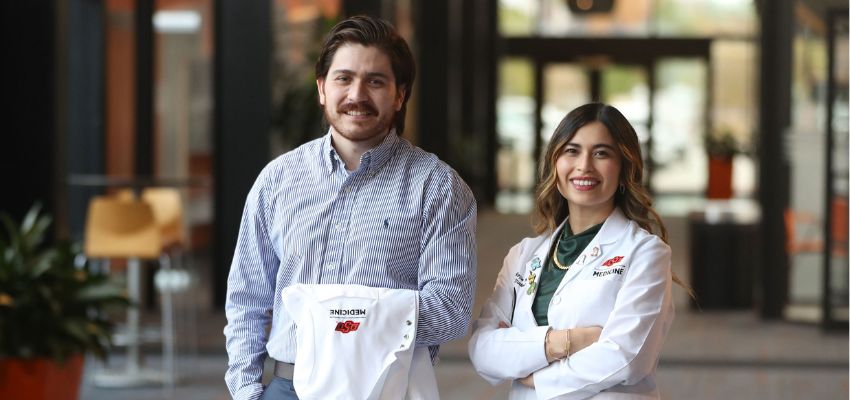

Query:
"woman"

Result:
[[469, 103, 683, 399]]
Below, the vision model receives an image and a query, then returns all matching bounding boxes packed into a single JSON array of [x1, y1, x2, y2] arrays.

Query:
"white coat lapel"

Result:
[[512, 225, 562, 327], [554, 208, 630, 294], [522, 222, 564, 297]]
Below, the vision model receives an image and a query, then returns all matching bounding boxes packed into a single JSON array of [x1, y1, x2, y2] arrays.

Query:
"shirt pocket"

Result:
[[349, 213, 421, 284]]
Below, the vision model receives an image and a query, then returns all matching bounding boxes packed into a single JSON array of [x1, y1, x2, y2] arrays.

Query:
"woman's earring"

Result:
[[618, 183, 626, 194]]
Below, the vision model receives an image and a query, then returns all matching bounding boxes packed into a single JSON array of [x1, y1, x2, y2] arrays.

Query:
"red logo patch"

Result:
[[334, 321, 361, 333], [602, 256, 624, 267]]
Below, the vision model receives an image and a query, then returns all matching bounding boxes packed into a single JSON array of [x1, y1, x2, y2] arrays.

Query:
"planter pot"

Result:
[[0, 354, 84, 400], [707, 156, 734, 199]]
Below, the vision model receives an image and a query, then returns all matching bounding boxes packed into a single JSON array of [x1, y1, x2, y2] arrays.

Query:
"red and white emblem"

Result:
[[602, 256, 624, 267]]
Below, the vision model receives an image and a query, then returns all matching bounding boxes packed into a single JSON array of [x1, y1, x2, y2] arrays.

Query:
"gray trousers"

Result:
[[260, 377, 299, 400]]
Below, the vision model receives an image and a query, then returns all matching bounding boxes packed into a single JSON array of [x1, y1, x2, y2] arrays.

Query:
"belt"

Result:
[[274, 360, 295, 380]]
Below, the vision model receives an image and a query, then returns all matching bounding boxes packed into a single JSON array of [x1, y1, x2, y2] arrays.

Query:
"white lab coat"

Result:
[[468, 208, 674, 400], [280, 284, 439, 400]]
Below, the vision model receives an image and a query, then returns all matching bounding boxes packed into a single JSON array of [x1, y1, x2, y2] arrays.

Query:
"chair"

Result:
[[140, 187, 195, 386], [83, 196, 177, 389], [784, 208, 823, 255], [784, 197, 849, 258], [113, 187, 185, 249], [141, 188, 185, 250]]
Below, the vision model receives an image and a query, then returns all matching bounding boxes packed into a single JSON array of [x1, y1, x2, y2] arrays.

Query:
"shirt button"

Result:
[[326, 264, 337, 270], [552, 296, 561, 305], [406, 320, 412, 326], [404, 334, 410, 340], [335, 223, 344, 231]]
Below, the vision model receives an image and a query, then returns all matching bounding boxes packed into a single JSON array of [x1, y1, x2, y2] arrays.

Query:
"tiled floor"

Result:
[[79, 209, 849, 399]]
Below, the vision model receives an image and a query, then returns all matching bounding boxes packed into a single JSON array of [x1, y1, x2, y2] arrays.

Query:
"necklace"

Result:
[[551, 249, 571, 270], [551, 228, 571, 270]]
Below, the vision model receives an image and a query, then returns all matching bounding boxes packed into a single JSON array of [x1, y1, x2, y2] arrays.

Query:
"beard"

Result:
[[324, 101, 395, 143]]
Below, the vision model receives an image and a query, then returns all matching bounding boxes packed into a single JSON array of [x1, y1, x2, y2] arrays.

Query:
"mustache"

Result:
[[338, 102, 377, 114]]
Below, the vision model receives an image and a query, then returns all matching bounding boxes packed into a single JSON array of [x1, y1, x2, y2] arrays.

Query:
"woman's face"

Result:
[[555, 121, 622, 219]]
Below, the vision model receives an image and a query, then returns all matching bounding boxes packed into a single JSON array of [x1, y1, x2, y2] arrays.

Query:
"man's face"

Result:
[[317, 44, 405, 144]]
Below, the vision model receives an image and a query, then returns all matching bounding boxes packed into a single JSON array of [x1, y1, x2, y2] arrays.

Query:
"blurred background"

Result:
[[0, 0, 847, 399]]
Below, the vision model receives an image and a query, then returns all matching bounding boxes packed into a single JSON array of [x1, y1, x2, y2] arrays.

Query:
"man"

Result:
[[224, 15, 477, 400]]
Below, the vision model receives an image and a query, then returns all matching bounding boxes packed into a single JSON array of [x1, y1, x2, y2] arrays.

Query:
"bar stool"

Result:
[[83, 196, 177, 388], [141, 187, 196, 386], [141, 188, 184, 250]]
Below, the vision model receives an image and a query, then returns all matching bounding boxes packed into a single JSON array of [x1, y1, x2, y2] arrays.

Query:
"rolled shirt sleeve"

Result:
[[416, 166, 478, 347]]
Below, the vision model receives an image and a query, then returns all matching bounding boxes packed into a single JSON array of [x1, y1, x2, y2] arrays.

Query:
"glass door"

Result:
[[495, 38, 712, 213], [496, 58, 537, 212], [540, 63, 592, 152], [651, 59, 708, 194], [496, 58, 710, 212]]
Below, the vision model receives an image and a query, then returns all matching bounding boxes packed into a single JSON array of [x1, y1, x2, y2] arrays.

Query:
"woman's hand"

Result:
[[498, 321, 601, 386], [545, 326, 602, 362]]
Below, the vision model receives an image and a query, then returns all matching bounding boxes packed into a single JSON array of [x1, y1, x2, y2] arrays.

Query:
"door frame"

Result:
[[500, 37, 712, 193]]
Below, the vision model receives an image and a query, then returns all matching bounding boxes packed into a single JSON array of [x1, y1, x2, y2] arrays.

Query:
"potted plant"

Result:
[[0, 204, 129, 400], [704, 129, 741, 199]]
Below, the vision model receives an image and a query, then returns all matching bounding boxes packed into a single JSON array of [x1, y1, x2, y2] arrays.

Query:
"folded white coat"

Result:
[[280, 283, 439, 400]]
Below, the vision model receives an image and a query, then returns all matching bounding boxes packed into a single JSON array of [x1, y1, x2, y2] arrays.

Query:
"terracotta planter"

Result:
[[0, 354, 84, 400], [707, 156, 734, 199]]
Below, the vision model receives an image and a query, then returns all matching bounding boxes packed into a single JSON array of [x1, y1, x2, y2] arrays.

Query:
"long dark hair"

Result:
[[533, 103, 664, 238], [315, 15, 415, 135], [532, 103, 691, 292]]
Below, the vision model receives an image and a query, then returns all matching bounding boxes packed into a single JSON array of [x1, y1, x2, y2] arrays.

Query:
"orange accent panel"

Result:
[[105, 9, 136, 177]]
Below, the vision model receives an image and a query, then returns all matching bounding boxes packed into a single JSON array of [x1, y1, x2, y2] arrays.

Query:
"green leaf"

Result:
[[76, 283, 127, 302], [62, 319, 90, 342], [21, 215, 52, 251], [0, 214, 21, 251], [0, 204, 129, 362], [29, 250, 56, 278], [20, 203, 43, 233]]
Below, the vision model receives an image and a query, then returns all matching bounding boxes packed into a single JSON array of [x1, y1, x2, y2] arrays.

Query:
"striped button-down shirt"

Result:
[[224, 131, 477, 400]]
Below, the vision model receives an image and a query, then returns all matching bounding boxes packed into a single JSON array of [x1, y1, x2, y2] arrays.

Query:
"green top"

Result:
[[531, 221, 603, 326]]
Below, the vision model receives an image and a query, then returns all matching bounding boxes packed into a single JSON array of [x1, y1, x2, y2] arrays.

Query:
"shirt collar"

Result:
[[320, 129, 336, 174], [320, 128, 399, 176]]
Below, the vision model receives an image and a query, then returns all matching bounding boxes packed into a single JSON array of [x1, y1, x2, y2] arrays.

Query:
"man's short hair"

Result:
[[315, 15, 416, 135]]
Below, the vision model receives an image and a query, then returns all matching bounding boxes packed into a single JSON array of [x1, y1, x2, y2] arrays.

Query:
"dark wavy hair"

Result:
[[315, 15, 415, 135], [532, 103, 691, 293]]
